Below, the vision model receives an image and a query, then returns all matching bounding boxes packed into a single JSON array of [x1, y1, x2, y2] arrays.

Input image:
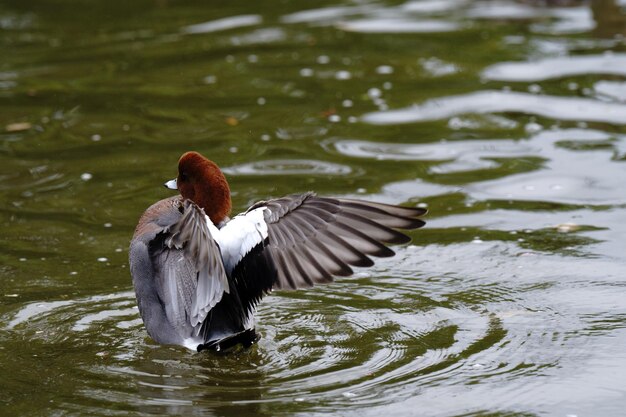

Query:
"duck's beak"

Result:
[[164, 178, 178, 190]]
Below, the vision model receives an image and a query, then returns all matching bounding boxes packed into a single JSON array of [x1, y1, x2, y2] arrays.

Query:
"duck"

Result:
[[129, 151, 426, 352]]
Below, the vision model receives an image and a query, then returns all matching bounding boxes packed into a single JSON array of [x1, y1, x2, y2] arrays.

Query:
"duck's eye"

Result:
[[179, 172, 188, 181]]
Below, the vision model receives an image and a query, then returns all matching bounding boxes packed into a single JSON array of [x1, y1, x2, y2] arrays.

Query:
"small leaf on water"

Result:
[[6, 122, 32, 132]]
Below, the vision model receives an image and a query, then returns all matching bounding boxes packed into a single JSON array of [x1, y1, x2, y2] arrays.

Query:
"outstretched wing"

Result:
[[216, 192, 426, 319]]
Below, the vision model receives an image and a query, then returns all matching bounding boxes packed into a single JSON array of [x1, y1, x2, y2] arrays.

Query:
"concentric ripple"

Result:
[[2, 242, 600, 415]]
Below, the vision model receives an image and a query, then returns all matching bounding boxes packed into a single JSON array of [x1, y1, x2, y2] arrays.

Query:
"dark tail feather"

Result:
[[197, 328, 259, 352]]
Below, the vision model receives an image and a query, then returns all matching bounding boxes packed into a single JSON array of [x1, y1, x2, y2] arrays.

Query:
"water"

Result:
[[1, 0, 626, 415]]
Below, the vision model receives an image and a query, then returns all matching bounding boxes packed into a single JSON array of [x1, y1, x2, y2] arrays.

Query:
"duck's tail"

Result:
[[197, 328, 259, 352]]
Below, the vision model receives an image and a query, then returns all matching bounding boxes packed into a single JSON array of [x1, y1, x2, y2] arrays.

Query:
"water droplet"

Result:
[[525, 122, 543, 133], [367, 87, 382, 99], [376, 65, 394, 75], [97, 257, 108, 262], [335, 70, 351, 80], [342, 99, 353, 108], [317, 55, 330, 64], [328, 115, 341, 123], [203, 75, 217, 84], [257, 97, 266, 105], [556, 223, 579, 233], [103, 223, 112, 228], [300, 68, 314, 77], [81, 173, 93, 181]]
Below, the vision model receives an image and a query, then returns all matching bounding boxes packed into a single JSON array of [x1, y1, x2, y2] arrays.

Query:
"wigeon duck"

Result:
[[130, 151, 426, 352]]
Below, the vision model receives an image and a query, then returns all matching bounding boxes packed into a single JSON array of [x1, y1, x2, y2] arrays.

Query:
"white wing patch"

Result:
[[214, 207, 269, 274]]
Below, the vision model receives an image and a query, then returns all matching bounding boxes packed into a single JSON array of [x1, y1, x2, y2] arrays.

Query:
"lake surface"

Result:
[[1, 0, 626, 415]]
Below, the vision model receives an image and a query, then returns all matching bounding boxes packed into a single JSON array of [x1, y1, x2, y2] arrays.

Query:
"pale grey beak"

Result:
[[164, 178, 178, 190]]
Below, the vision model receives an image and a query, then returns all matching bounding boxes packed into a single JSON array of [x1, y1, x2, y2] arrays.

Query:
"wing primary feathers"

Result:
[[297, 244, 335, 285], [307, 237, 354, 276], [327, 222, 396, 257], [334, 198, 427, 219], [335, 211, 412, 244], [285, 250, 315, 287], [318, 232, 375, 267], [271, 247, 298, 289]]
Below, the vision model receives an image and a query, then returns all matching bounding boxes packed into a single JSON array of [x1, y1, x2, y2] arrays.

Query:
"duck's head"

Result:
[[165, 151, 232, 224]]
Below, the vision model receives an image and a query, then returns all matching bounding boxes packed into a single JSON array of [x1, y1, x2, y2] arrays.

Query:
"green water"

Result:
[[2, 1, 626, 416]]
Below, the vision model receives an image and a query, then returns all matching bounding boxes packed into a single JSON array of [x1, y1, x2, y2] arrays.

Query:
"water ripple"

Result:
[[181, 15, 262, 35], [223, 159, 354, 176], [483, 53, 626, 82], [329, 137, 536, 173], [337, 19, 460, 34], [1, 240, 622, 415], [361, 90, 626, 125]]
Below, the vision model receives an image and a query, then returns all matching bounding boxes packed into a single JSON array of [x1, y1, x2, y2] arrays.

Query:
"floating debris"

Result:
[[225, 116, 239, 126], [6, 122, 31, 132]]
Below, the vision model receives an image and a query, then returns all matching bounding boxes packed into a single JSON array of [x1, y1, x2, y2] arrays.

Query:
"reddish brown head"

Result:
[[173, 151, 231, 224]]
